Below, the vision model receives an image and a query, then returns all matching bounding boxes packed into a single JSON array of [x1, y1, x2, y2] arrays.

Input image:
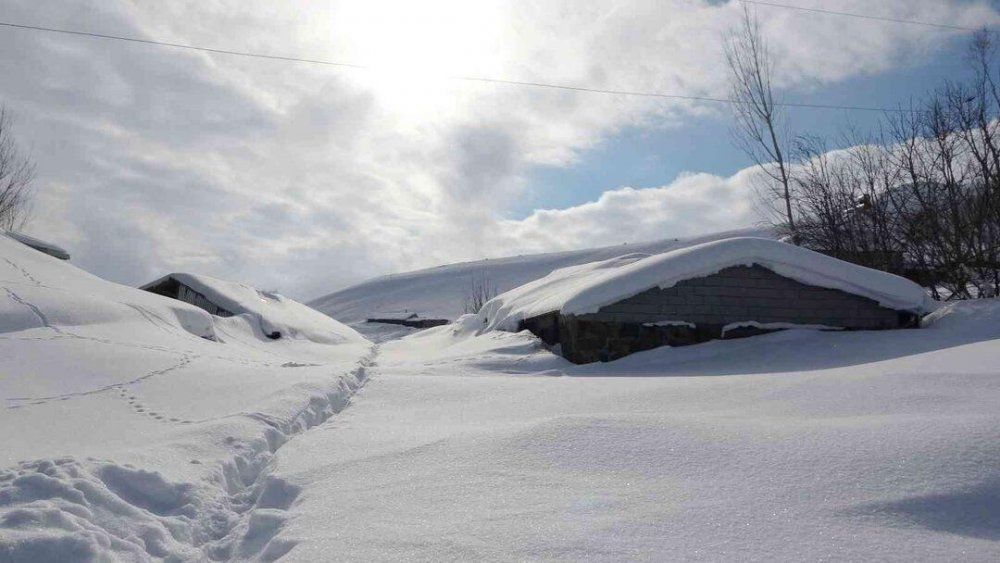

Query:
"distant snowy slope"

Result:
[[310, 227, 773, 324]]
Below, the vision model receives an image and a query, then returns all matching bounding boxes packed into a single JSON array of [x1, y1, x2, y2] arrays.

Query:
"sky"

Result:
[[1, 0, 998, 300]]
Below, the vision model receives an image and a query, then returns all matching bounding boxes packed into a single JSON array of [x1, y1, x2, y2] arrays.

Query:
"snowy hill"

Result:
[[6, 229, 1000, 561], [0, 235, 373, 560], [309, 227, 773, 326]]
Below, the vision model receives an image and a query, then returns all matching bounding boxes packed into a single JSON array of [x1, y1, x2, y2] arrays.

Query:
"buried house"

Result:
[[141, 273, 235, 318], [140, 272, 362, 344], [479, 238, 935, 364]]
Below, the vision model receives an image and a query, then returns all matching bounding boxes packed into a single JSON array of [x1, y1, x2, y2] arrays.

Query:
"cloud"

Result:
[[496, 166, 761, 255], [2, 0, 997, 300]]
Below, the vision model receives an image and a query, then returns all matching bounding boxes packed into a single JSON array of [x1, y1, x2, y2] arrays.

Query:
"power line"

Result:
[[0, 21, 370, 70], [0, 19, 927, 113], [741, 0, 980, 32]]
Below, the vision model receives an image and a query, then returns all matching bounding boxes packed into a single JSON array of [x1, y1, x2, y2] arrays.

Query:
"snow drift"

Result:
[[142, 273, 365, 346], [1, 235, 216, 341], [1, 234, 372, 561]]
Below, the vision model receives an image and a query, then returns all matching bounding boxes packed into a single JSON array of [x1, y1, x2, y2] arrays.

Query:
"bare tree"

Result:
[[463, 271, 497, 314], [725, 5, 796, 240], [0, 105, 35, 231]]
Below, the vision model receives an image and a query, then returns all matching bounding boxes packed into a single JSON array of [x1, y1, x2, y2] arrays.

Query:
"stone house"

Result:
[[480, 238, 934, 364]]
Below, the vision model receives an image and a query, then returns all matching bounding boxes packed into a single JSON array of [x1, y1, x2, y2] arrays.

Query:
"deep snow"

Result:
[[257, 303, 1000, 561], [0, 236, 373, 561], [4, 230, 1000, 562], [142, 273, 366, 346]]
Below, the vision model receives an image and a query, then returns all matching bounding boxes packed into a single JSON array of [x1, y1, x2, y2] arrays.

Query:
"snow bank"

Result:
[[480, 237, 935, 332], [721, 321, 844, 337], [147, 273, 365, 345], [264, 298, 1000, 561], [1, 235, 216, 340], [3, 231, 70, 260], [1, 234, 373, 561], [921, 297, 1000, 335], [375, 314, 567, 376]]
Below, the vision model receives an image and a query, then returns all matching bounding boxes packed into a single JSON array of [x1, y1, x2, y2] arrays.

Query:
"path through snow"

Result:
[[259, 308, 1000, 561]]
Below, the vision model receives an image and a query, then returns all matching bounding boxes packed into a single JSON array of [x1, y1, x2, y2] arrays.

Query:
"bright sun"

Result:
[[332, 1, 507, 115]]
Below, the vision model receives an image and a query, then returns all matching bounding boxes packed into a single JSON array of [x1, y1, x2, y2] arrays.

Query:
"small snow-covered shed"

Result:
[[479, 238, 935, 364]]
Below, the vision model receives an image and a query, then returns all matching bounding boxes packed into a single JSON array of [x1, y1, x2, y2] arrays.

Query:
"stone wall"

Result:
[[527, 265, 919, 364], [577, 265, 908, 329], [557, 319, 702, 364]]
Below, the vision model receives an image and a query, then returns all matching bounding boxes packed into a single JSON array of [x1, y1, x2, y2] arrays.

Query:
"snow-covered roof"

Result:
[[4, 231, 70, 260], [309, 227, 774, 324], [142, 273, 364, 345], [479, 237, 935, 332]]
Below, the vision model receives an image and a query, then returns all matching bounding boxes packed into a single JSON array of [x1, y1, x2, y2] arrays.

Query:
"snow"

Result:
[[142, 273, 365, 346], [643, 320, 696, 328], [5, 230, 1000, 561], [249, 298, 1000, 561], [0, 234, 373, 561], [3, 231, 70, 261], [721, 320, 844, 336], [480, 237, 935, 332], [309, 227, 773, 326]]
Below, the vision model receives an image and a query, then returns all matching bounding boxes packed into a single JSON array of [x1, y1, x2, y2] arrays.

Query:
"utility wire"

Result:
[[740, 0, 981, 32], [0, 21, 370, 70], [0, 18, 946, 113]]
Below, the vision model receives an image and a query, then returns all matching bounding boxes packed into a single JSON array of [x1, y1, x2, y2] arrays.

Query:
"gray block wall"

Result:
[[576, 265, 904, 330]]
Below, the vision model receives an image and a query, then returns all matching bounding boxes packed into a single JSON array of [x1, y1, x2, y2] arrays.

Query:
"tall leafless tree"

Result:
[[724, 5, 797, 241], [0, 105, 35, 231]]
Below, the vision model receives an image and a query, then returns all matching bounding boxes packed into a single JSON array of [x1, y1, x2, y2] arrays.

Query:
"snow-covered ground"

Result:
[[4, 231, 1000, 561], [0, 235, 373, 561], [255, 305, 1000, 561]]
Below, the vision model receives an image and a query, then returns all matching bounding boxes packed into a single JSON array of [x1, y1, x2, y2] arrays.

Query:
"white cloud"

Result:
[[2, 0, 997, 299], [497, 167, 762, 255]]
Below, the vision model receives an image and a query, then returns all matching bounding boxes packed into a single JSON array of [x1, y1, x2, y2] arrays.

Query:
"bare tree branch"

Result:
[[0, 105, 35, 231], [724, 4, 797, 240]]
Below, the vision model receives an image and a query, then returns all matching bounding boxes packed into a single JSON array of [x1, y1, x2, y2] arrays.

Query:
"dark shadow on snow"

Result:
[[847, 479, 1000, 541]]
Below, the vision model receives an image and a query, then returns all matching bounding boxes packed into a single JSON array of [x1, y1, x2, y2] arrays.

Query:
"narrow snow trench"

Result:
[[0, 345, 379, 562], [203, 344, 381, 561]]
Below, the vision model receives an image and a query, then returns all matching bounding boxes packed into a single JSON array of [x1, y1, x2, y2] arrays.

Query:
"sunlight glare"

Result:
[[335, 1, 508, 115]]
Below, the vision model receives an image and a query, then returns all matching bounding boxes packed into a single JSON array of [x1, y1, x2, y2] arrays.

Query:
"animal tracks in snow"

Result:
[[0, 347, 378, 561], [4, 353, 195, 410], [116, 386, 195, 425], [2, 257, 44, 288]]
